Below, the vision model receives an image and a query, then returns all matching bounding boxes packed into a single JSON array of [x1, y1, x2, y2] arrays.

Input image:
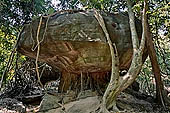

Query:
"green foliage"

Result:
[[0, 0, 55, 87], [0, 0, 54, 32], [56, 0, 126, 12], [137, 0, 170, 94], [149, 0, 170, 84], [0, 30, 16, 75]]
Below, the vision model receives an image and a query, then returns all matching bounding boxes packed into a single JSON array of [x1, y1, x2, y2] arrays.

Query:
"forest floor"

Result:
[[0, 83, 169, 113]]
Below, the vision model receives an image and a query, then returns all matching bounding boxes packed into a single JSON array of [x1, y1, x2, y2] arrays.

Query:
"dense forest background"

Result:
[[0, 1, 169, 112], [0, 0, 169, 97]]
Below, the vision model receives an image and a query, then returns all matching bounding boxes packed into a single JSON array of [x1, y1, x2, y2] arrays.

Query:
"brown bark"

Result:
[[144, 0, 170, 106], [145, 18, 168, 106]]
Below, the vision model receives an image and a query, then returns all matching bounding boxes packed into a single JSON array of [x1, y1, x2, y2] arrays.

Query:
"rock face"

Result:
[[17, 10, 146, 74], [17, 10, 147, 92], [38, 91, 100, 113], [38, 91, 153, 113]]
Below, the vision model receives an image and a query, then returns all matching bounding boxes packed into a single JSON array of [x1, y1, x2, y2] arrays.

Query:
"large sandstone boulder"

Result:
[[17, 10, 147, 92], [17, 10, 146, 73]]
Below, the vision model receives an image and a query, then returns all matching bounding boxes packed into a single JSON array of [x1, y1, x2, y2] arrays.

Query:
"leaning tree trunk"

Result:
[[145, 15, 170, 106]]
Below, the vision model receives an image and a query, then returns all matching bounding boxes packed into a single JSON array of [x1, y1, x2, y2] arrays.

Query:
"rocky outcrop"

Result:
[[17, 10, 147, 74], [38, 90, 153, 113], [17, 10, 148, 92]]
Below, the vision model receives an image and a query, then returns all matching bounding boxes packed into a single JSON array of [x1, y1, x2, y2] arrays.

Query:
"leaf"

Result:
[[47, 8, 55, 15]]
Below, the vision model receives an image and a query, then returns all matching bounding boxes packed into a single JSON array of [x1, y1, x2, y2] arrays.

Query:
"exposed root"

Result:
[[35, 16, 43, 88]]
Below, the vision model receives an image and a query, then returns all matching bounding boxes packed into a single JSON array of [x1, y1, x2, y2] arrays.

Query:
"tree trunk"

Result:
[[96, 0, 147, 111], [94, 10, 120, 112], [146, 18, 170, 106]]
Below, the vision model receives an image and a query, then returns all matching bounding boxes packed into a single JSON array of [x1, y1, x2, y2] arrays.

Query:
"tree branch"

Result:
[[121, 0, 146, 90], [94, 10, 120, 112]]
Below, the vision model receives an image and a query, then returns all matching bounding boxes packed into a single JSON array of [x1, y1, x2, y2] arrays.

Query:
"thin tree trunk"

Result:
[[145, 15, 170, 106], [94, 10, 120, 113], [0, 28, 24, 90]]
